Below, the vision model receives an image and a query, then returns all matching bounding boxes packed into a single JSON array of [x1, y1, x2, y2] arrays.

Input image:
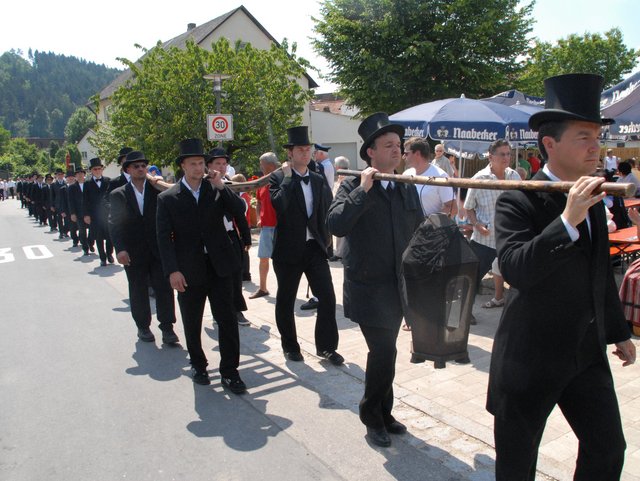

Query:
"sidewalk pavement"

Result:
[[239, 232, 640, 481]]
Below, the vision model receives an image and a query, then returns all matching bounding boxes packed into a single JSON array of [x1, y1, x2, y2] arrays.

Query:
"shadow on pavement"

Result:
[[125, 339, 188, 382]]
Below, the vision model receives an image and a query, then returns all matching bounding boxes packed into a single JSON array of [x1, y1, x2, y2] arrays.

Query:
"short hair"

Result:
[[627, 158, 636, 168], [231, 173, 246, 182], [334, 156, 350, 170], [618, 161, 632, 176], [404, 137, 431, 159], [259, 152, 280, 166], [488, 139, 511, 155], [516, 166, 528, 179], [537, 121, 570, 160]]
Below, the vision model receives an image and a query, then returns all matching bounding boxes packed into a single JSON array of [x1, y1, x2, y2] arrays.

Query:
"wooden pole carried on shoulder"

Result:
[[335, 169, 635, 198]]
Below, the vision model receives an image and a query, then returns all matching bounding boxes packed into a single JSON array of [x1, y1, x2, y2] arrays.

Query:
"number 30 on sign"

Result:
[[207, 114, 234, 141]]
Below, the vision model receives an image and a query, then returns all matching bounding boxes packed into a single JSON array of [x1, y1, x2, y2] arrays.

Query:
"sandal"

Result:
[[482, 297, 505, 308]]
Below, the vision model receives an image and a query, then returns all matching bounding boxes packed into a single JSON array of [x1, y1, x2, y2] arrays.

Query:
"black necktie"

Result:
[[386, 182, 394, 193]]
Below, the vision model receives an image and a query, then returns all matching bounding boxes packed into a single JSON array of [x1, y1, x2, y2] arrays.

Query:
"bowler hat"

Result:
[[88, 157, 104, 169], [45, 173, 53, 180], [75, 167, 86, 174], [207, 148, 229, 163], [122, 151, 148, 170], [175, 139, 208, 164], [54, 168, 64, 174], [117, 147, 134, 165], [65, 170, 75, 178], [283, 126, 312, 148], [358, 112, 405, 162], [529, 73, 614, 131], [314, 143, 331, 152]]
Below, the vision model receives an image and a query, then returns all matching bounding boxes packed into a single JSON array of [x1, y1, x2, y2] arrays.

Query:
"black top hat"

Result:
[[314, 143, 331, 152], [529, 73, 614, 131], [88, 158, 104, 169], [283, 126, 312, 148], [65, 170, 75, 177], [54, 168, 64, 174], [117, 147, 134, 165], [175, 138, 208, 164], [207, 148, 229, 163], [122, 150, 148, 170], [358, 112, 405, 162]]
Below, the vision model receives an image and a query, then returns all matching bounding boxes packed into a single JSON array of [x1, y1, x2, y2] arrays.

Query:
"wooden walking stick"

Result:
[[335, 169, 636, 198]]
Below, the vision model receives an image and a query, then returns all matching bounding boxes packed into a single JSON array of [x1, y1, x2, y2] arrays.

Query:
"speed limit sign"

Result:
[[206, 114, 234, 141]]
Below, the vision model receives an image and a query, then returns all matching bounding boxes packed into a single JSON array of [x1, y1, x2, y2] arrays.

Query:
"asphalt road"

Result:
[[0, 198, 479, 481]]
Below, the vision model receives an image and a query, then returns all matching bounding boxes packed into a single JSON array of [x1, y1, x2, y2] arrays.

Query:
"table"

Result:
[[623, 198, 640, 209], [609, 226, 640, 262]]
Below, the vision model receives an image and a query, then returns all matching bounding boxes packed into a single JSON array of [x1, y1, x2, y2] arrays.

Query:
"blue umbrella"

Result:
[[482, 89, 544, 107], [601, 71, 640, 138], [390, 97, 535, 172]]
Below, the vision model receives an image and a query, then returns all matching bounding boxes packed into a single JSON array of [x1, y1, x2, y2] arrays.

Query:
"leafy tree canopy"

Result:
[[517, 28, 639, 96], [313, 0, 534, 115], [65, 107, 97, 143], [94, 38, 314, 174]]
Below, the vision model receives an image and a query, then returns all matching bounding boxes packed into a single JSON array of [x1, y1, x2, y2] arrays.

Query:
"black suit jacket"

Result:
[[269, 169, 332, 263], [109, 181, 161, 265], [487, 170, 631, 416], [83, 176, 111, 223], [67, 182, 85, 218], [51, 181, 65, 211], [156, 179, 245, 285], [328, 178, 422, 328]]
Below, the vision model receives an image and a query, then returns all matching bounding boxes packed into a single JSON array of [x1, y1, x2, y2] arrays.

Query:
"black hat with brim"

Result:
[[75, 167, 86, 174], [283, 126, 312, 148], [207, 148, 229, 163], [175, 138, 209, 165], [314, 143, 331, 152], [117, 147, 134, 165], [65, 170, 75, 178], [529, 73, 614, 131], [122, 151, 149, 170], [89, 157, 104, 169], [358, 112, 405, 162]]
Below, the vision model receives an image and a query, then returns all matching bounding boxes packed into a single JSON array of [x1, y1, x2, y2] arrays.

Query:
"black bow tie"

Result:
[[296, 174, 310, 185]]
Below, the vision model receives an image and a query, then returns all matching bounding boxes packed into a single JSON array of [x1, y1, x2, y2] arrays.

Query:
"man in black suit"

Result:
[[108, 147, 134, 194], [50, 168, 67, 238], [109, 150, 178, 344], [269, 126, 342, 365], [60, 170, 79, 246], [156, 138, 247, 393], [68, 167, 92, 255], [489, 73, 637, 480], [328, 113, 423, 447], [83, 157, 113, 266], [206, 148, 252, 327]]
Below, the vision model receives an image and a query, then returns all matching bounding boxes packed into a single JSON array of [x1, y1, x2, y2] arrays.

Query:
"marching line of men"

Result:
[[11, 73, 636, 471]]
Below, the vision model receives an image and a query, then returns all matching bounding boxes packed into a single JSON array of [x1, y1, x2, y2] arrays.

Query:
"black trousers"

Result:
[[66, 217, 78, 244], [90, 218, 113, 261], [469, 240, 496, 293], [273, 241, 338, 354], [359, 323, 401, 429], [76, 217, 90, 251], [228, 230, 247, 313], [494, 327, 626, 481], [176, 257, 239, 377], [123, 256, 176, 330]]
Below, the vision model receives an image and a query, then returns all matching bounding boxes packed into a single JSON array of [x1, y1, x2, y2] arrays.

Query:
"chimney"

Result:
[[187, 23, 196, 31]]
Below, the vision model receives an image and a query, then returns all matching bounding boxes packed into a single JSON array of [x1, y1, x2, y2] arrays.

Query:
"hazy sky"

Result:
[[2, 0, 638, 93]]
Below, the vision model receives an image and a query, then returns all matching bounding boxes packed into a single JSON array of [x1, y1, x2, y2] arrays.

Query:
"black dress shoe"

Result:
[[385, 420, 407, 435], [284, 351, 304, 362], [300, 298, 319, 310], [137, 328, 155, 342], [89, 246, 95, 253], [107, 255, 115, 264], [162, 330, 179, 344], [100, 260, 107, 267], [317, 350, 344, 366], [237, 312, 250, 326], [366, 427, 391, 447], [192, 369, 210, 385], [221, 376, 247, 394]]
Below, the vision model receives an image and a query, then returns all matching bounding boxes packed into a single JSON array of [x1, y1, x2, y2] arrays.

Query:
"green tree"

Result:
[[65, 107, 97, 143], [517, 28, 639, 96], [94, 38, 314, 173], [313, 0, 533, 115], [7, 138, 43, 168], [0, 126, 10, 155]]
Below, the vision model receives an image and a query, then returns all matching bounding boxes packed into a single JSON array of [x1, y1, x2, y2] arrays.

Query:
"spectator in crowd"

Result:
[[527, 151, 541, 174], [432, 144, 456, 177], [250, 152, 280, 299], [604, 148, 619, 174], [617, 161, 640, 197]]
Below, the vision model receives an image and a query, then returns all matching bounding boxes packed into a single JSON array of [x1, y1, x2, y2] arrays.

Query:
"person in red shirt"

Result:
[[249, 152, 280, 298], [527, 151, 541, 174]]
